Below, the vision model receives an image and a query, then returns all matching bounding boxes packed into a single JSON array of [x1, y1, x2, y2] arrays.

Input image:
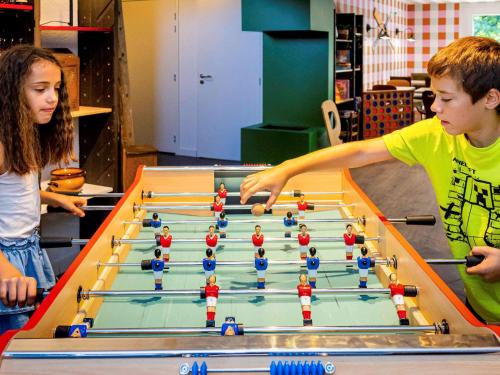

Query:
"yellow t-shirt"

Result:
[[383, 117, 500, 323]]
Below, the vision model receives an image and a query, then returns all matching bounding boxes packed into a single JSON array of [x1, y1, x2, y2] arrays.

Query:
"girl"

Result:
[[0, 45, 86, 333]]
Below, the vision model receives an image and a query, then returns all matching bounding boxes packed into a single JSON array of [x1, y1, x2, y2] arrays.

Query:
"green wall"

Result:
[[263, 32, 329, 127]]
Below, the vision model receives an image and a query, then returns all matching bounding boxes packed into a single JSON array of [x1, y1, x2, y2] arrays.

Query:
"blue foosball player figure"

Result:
[[220, 316, 242, 336], [203, 248, 217, 280], [283, 211, 297, 237], [254, 247, 268, 289], [357, 246, 372, 288], [216, 212, 228, 238], [152, 248, 165, 290], [151, 212, 162, 229], [306, 247, 320, 288]]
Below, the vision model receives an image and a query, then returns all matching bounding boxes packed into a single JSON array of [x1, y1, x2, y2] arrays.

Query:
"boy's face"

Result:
[[24, 60, 61, 125], [430, 75, 490, 138]]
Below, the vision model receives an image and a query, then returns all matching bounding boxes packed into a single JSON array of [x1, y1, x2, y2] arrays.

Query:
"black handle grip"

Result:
[[465, 255, 485, 268], [306, 203, 315, 211], [36, 288, 46, 304], [405, 215, 436, 226], [39, 237, 73, 248]]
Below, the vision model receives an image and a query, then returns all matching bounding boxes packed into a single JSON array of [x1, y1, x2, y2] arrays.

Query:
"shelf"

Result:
[[40, 26, 113, 32], [71, 106, 112, 118], [336, 98, 354, 104], [0, 3, 33, 11]]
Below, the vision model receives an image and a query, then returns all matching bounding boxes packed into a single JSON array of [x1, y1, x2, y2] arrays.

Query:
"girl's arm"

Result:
[[0, 252, 37, 308], [240, 138, 394, 209], [40, 191, 87, 217]]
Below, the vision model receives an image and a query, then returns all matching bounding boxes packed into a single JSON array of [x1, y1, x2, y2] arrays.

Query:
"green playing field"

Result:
[[93, 208, 399, 332]]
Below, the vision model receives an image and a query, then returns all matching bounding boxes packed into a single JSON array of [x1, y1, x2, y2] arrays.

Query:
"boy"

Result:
[[240, 37, 499, 323]]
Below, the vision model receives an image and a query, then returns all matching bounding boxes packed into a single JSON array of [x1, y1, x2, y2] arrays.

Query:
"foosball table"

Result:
[[0, 166, 498, 374]]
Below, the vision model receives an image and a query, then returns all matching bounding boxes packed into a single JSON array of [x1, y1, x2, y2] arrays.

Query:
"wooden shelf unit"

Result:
[[334, 12, 363, 142]]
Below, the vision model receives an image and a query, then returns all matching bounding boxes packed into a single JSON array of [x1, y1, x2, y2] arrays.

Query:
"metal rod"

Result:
[[5, 346, 500, 359], [114, 236, 379, 245], [143, 166, 272, 171], [424, 258, 467, 265], [123, 217, 358, 225], [149, 191, 343, 198], [77, 193, 125, 198], [81, 287, 394, 299], [139, 203, 354, 211], [87, 324, 438, 335], [99, 258, 389, 267]]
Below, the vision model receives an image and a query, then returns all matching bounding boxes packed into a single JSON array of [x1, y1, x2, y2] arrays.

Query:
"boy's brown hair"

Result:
[[0, 45, 73, 175], [427, 36, 500, 113]]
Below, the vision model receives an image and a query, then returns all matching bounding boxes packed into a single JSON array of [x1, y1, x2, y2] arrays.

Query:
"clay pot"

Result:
[[48, 168, 86, 193]]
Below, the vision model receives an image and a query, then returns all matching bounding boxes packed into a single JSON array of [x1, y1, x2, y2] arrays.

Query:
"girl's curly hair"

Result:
[[0, 45, 74, 175]]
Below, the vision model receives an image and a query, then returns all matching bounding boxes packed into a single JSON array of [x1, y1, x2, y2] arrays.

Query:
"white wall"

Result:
[[459, 1, 500, 37]]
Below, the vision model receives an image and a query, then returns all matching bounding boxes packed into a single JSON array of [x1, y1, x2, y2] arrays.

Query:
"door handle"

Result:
[[200, 74, 213, 79]]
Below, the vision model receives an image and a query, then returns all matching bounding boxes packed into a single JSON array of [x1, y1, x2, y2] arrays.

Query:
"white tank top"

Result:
[[0, 171, 40, 239]]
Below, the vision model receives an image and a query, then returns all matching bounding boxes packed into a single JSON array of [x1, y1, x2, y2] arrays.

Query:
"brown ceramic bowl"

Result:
[[48, 168, 86, 193]]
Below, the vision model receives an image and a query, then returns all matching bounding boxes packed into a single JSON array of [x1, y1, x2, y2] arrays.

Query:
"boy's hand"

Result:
[[0, 275, 37, 308], [466, 246, 500, 282], [240, 164, 289, 210]]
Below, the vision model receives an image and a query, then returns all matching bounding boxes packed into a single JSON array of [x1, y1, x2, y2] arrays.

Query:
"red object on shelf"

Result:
[[40, 26, 112, 32], [0, 3, 33, 11]]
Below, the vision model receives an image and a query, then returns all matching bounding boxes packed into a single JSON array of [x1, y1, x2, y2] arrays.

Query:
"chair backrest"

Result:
[[387, 79, 410, 87], [321, 100, 342, 146], [390, 76, 411, 85], [372, 84, 397, 91], [422, 90, 436, 118]]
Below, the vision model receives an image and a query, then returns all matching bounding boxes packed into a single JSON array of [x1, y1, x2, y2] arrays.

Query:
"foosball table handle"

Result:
[[404, 215, 436, 226], [465, 255, 485, 268]]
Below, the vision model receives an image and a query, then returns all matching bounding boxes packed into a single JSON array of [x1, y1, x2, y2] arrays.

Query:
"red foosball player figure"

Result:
[[297, 194, 308, 219], [217, 182, 227, 205], [213, 195, 224, 220], [159, 225, 172, 262], [205, 274, 219, 327], [297, 274, 313, 326], [252, 225, 264, 257], [206, 225, 218, 254], [389, 273, 410, 326], [152, 248, 165, 291], [343, 224, 356, 266], [298, 224, 310, 260]]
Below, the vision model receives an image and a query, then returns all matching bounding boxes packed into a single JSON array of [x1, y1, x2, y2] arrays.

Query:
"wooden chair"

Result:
[[390, 76, 411, 86], [321, 100, 343, 146], [372, 84, 396, 90], [387, 79, 410, 87], [416, 90, 436, 119]]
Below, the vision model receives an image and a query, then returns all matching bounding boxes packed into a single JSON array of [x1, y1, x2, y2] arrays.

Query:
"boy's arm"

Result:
[[40, 191, 87, 217], [0, 251, 37, 308], [240, 138, 394, 209]]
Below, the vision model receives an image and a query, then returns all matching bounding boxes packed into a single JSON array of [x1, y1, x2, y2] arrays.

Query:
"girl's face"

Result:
[[23, 60, 61, 125]]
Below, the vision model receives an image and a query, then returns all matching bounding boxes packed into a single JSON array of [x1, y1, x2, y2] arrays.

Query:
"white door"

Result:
[[179, 0, 262, 160]]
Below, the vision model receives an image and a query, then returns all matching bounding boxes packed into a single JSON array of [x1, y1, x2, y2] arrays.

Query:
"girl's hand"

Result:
[[240, 164, 290, 210], [0, 274, 37, 308], [49, 194, 87, 217], [466, 246, 500, 282]]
